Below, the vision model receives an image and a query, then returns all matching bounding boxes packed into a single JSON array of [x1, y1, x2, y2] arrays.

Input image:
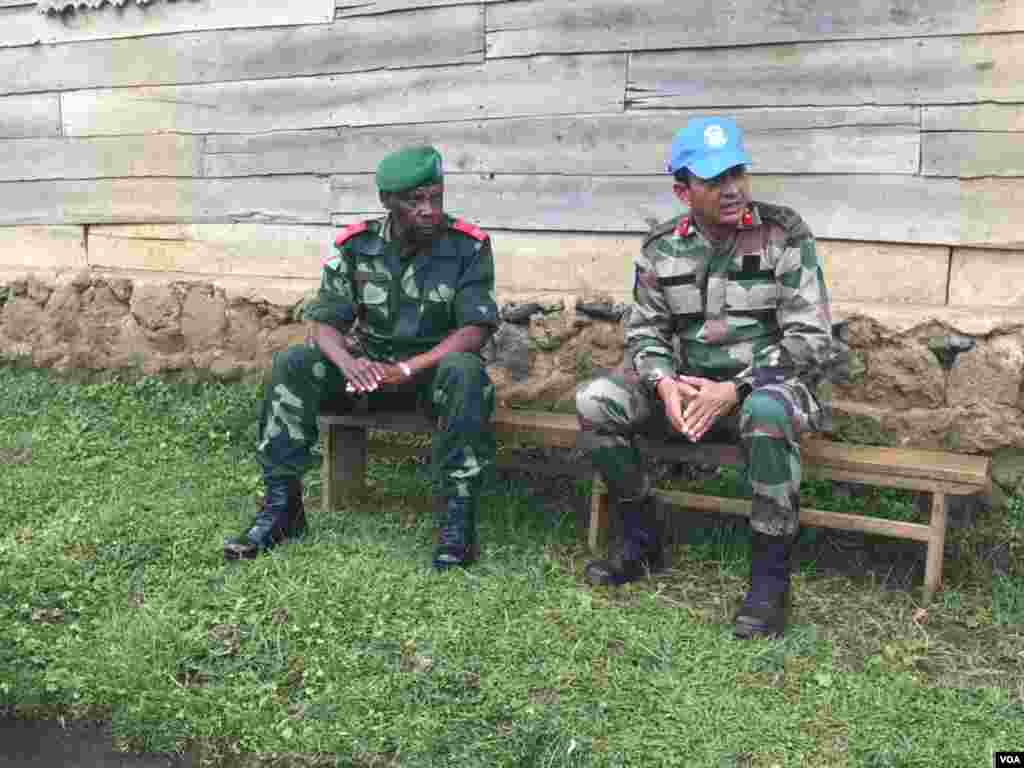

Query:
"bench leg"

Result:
[[588, 473, 610, 553], [322, 423, 368, 513], [923, 491, 948, 604]]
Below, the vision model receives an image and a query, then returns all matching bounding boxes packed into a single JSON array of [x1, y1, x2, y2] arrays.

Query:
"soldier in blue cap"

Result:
[[575, 118, 834, 638], [224, 146, 499, 571]]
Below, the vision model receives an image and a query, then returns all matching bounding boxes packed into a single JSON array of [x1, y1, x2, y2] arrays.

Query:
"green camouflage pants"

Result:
[[257, 345, 495, 501], [576, 370, 824, 537]]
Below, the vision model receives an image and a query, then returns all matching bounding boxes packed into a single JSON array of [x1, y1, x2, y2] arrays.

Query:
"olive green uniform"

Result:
[[257, 214, 499, 503]]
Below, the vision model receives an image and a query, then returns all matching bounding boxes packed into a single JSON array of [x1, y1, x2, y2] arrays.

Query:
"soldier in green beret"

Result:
[[224, 146, 499, 571]]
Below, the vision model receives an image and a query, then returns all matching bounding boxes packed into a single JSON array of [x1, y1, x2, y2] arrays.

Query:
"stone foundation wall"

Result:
[[4, 266, 1024, 456]]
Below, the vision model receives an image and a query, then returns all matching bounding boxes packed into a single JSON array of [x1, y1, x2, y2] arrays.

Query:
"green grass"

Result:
[[1, 364, 1022, 767]]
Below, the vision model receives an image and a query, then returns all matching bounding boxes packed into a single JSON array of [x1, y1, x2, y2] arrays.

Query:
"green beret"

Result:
[[376, 145, 443, 193]]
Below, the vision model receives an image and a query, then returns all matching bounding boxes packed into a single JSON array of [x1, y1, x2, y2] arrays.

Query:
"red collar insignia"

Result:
[[675, 216, 691, 237]]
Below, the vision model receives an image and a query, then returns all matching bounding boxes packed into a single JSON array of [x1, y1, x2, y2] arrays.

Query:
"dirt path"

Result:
[[0, 720, 192, 768]]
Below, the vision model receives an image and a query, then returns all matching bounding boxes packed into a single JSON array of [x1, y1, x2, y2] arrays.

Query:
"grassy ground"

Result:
[[0, 364, 1021, 767]]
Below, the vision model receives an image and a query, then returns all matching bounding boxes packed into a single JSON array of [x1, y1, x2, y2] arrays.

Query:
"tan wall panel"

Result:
[[0, 135, 202, 181], [205, 109, 919, 177], [923, 133, 1024, 177], [62, 55, 627, 136], [0, 6, 482, 97], [0, 225, 86, 269], [628, 34, 1024, 108], [949, 248, 1024, 307], [487, 0, 1024, 57], [818, 241, 949, 304], [0, 0, 333, 48], [88, 224, 332, 279], [0, 94, 59, 139], [923, 104, 1024, 132], [0, 177, 330, 225], [491, 231, 639, 295]]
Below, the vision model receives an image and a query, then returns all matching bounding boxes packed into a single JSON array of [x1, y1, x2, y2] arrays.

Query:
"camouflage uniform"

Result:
[[576, 202, 833, 537], [257, 214, 499, 503]]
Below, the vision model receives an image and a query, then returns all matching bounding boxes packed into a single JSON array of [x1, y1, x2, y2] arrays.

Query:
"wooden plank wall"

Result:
[[0, 0, 1022, 309]]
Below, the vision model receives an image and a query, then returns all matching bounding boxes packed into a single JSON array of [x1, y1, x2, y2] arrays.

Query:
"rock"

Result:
[[25, 276, 53, 306], [947, 334, 1024, 409], [180, 286, 228, 348], [0, 297, 45, 343], [575, 299, 627, 322], [107, 278, 133, 303], [502, 302, 544, 325], [130, 284, 181, 336], [488, 323, 532, 381], [69, 269, 92, 290]]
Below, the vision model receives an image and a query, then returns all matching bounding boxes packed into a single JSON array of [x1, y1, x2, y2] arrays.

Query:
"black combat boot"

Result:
[[433, 497, 478, 571], [733, 529, 797, 639], [584, 494, 663, 586], [224, 477, 304, 561]]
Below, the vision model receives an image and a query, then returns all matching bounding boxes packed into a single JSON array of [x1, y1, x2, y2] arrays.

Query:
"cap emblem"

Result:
[[704, 124, 727, 149]]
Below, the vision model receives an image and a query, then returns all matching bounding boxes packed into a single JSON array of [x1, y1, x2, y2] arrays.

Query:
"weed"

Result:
[[0, 363, 1021, 766]]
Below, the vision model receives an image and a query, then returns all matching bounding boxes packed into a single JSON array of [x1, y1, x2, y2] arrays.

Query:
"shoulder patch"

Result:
[[452, 218, 489, 242], [753, 201, 812, 245], [643, 215, 686, 249], [334, 220, 369, 249]]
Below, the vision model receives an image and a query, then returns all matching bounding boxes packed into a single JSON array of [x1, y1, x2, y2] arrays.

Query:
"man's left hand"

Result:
[[677, 376, 739, 442]]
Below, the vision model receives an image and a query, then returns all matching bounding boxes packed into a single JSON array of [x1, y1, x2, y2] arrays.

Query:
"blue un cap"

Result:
[[666, 117, 752, 180]]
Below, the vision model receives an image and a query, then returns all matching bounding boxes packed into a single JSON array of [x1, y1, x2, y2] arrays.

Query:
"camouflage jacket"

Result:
[[627, 201, 833, 394], [302, 215, 499, 361]]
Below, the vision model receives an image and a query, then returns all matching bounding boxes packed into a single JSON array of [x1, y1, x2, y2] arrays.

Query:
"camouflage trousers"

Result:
[[257, 345, 495, 501], [576, 371, 825, 537]]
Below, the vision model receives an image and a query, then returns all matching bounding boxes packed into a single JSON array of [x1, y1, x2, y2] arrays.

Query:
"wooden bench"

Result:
[[320, 406, 993, 601]]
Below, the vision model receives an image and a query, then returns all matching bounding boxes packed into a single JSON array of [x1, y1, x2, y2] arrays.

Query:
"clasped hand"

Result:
[[656, 375, 739, 442], [342, 356, 414, 394]]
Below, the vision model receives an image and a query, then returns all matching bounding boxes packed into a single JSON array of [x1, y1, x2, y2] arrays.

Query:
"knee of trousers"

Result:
[[740, 390, 791, 437], [433, 352, 493, 412], [272, 344, 328, 383], [576, 376, 631, 431]]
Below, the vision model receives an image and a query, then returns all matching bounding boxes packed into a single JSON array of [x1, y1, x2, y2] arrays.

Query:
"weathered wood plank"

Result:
[[923, 104, 1024, 132], [62, 54, 627, 136], [628, 34, 1024, 108], [205, 108, 919, 177], [0, 95, 59, 139], [331, 173, 1024, 247], [0, 0, 333, 49], [0, 177, 330, 226], [0, 135, 202, 181], [0, 5, 481, 97], [0, 225, 86, 269], [335, 0, 478, 18], [486, 0, 1024, 57], [88, 224, 332, 279], [923, 133, 1024, 178]]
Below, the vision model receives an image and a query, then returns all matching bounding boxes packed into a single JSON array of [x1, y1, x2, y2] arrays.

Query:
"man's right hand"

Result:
[[311, 322, 386, 394], [656, 376, 700, 437], [339, 354, 388, 393]]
